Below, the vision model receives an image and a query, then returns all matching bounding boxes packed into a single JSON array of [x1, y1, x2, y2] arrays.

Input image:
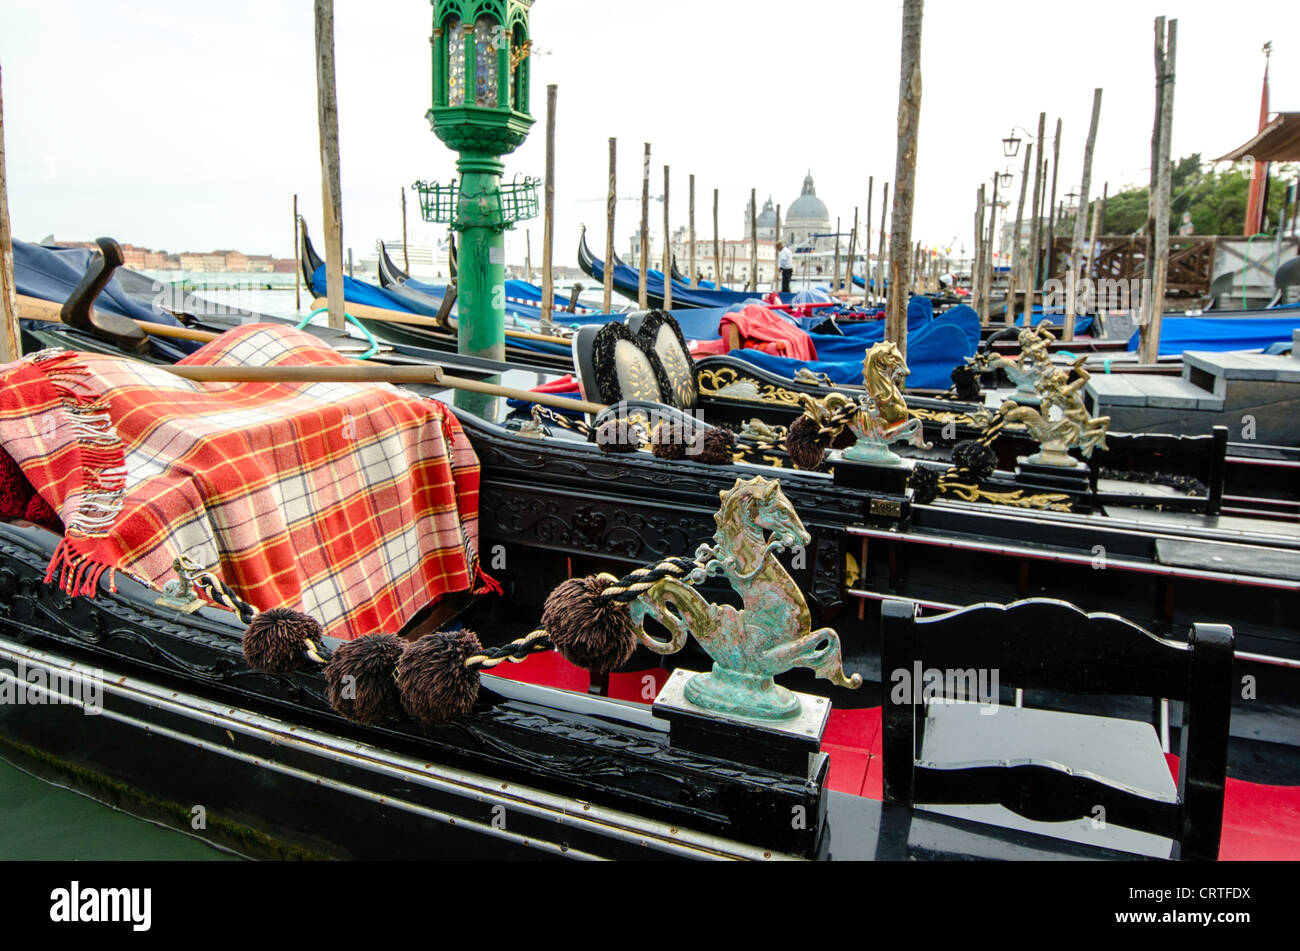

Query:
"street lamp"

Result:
[[420, 0, 537, 360], [999, 168, 1015, 190], [1002, 129, 1023, 158]]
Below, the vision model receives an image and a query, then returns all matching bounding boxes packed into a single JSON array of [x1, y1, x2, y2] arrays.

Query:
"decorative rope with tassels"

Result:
[[458, 553, 707, 671], [530, 404, 593, 439], [176, 554, 257, 625]]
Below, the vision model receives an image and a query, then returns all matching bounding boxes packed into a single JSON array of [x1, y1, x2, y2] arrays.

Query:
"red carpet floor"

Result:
[[490, 654, 1300, 860]]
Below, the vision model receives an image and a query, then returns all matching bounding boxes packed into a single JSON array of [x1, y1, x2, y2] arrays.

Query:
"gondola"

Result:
[[26, 239, 1300, 522], [15, 258, 1300, 663], [578, 228, 801, 311], [2, 319, 1296, 860], [298, 224, 576, 372], [4, 259, 1300, 860]]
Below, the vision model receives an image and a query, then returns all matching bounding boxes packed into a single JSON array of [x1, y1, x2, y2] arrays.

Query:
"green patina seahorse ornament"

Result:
[[629, 476, 861, 720]]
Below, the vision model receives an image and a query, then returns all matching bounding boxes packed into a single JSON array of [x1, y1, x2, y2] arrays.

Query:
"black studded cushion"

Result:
[[589, 321, 672, 405], [633, 310, 698, 410]]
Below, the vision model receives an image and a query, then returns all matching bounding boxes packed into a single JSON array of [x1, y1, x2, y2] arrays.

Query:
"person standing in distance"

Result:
[[777, 241, 793, 294]]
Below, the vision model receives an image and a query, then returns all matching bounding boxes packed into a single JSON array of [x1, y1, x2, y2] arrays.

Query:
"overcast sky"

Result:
[[1, 0, 1291, 266]]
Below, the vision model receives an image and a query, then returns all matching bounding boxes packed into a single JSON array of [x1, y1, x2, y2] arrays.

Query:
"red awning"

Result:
[[1215, 112, 1300, 163]]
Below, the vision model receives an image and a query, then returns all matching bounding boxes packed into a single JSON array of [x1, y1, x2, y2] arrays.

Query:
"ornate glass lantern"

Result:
[[429, 0, 534, 156], [425, 0, 537, 360]]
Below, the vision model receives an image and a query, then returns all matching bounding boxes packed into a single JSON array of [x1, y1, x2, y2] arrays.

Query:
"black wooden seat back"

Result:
[[1086, 425, 1228, 515], [881, 597, 1234, 860], [572, 322, 673, 409]]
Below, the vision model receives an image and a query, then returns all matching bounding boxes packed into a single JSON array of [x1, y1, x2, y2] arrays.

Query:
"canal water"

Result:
[[0, 752, 239, 861]]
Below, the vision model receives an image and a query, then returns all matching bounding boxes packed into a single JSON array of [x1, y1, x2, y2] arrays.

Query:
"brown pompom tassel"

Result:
[[829, 426, 857, 451], [696, 427, 737, 466], [395, 629, 484, 724], [324, 634, 407, 724], [649, 422, 687, 460], [243, 608, 325, 673], [594, 419, 643, 454], [785, 415, 828, 471], [541, 575, 638, 675]]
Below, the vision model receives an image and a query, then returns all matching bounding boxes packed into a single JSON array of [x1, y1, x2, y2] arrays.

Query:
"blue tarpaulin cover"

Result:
[[13, 240, 199, 358], [1127, 309, 1300, 356], [729, 320, 972, 390]]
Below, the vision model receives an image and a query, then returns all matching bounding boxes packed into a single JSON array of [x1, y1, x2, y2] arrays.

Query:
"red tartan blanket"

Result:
[[0, 324, 493, 641]]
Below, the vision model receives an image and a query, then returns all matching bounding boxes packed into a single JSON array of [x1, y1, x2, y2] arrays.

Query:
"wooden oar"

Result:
[[17, 293, 604, 414], [17, 294, 219, 343], [311, 296, 574, 345], [162, 363, 606, 414]]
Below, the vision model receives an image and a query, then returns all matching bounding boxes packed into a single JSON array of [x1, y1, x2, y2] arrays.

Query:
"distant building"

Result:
[[784, 172, 833, 252], [742, 196, 779, 242], [625, 172, 850, 289]]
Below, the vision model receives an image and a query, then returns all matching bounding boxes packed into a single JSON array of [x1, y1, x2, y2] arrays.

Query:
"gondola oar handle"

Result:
[[17, 294, 219, 343], [161, 364, 446, 384], [159, 363, 608, 415]]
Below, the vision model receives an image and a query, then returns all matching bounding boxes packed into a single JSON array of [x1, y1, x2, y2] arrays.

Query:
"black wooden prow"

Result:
[[566, 282, 584, 314], [59, 237, 149, 353], [433, 282, 457, 330]]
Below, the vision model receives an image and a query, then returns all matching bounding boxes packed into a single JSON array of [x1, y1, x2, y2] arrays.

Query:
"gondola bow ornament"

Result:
[[629, 475, 861, 720], [841, 341, 930, 465]]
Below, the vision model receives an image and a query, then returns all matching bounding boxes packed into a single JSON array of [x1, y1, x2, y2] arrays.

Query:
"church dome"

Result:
[[786, 172, 829, 224], [757, 196, 777, 230]]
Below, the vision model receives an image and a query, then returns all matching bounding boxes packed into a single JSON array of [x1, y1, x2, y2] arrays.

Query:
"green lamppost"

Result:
[[417, 0, 539, 360]]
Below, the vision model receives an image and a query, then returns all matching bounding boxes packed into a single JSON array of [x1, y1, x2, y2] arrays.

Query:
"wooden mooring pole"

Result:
[[540, 84, 557, 327], [1025, 112, 1047, 309], [973, 184, 986, 322], [314, 0, 345, 331], [1066, 87, 1103, 343], [749, 188, 758, 293], [603, 137, 616, 313], [662, 165, 672, 310], [864, 177, 874, 301], [983, 173, 999, 326], [1044, 117, 1062, 288], [0, 66, 18, 364], [886, 0, 924, 360], [833, 216, 842, 294], [713, 188, 722, 289], [876, 181, 889, 307], [688, 173, 696, 287], [1139, 18, 1176, 363], [1007, 142, 1033, 326], [293, 193, 301, 313], [401, 186, 410, 274], [639, 143, 650, 309], [772, 204, 782, 292]]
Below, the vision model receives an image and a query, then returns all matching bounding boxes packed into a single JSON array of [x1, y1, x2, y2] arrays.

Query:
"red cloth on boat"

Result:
[[0, 325, 493, 641], [718, 304, 818, 360], [531, 374, 580, 394], [688, 338, 729, 357]]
